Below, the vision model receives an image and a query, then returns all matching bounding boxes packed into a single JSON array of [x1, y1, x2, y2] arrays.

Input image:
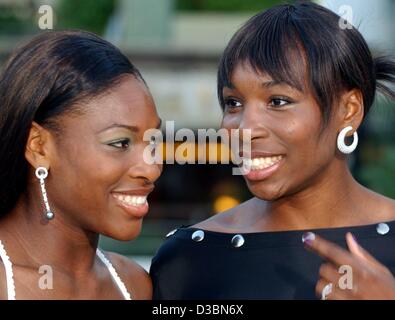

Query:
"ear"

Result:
[[338, 89, 364, 133], [24, 122, 53, 170]]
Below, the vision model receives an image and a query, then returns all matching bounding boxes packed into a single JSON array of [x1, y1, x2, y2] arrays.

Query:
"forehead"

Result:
[[227, 61, 305, 94], [229, 62, 272, 84], [222, 36, 309, 93], [94, 76, 156, 121], [62, 76, 158, 132]]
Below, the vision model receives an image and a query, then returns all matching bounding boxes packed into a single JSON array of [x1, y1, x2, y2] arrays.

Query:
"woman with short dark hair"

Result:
[[151, 2, 395, 300], [0, 30, 162, 299]]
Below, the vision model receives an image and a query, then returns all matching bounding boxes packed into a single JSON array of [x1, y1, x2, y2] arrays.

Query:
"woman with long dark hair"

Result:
[[0, 30, 162, 299], [150, 2, 395, 300]]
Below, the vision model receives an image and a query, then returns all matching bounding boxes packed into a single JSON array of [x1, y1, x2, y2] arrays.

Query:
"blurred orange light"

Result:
[[213, 195, 240, 214]]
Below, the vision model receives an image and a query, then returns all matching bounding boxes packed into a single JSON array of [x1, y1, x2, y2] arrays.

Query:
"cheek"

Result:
[[221, 113, 241, 129], [51, 141, 125, 209], [286, 120, 317, 153], [281, 114, 336, 189], [281, 107, 324, 159], [287, 122, 334, 161]]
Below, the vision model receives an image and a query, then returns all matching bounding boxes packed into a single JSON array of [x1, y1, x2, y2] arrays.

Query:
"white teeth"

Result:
[[244, 158, 252, 167], [114, 194, 147, 206], [137, 196, 146, 205], [252, 158, 260, 167], [244, 155, 283, 170]]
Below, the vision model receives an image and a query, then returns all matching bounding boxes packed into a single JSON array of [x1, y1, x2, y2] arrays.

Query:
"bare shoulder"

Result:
[[378, 194, 395, 220], [191, 197, 266, 232], [363, 186, 395, 221], [105, 251, 152, 300]]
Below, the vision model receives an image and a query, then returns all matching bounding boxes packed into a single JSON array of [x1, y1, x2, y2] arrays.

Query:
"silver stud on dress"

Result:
[[376, 223, 390, 235], [166, 229, 177, 238], [231, 234, 245, 248], [191, 230, 205, 242]]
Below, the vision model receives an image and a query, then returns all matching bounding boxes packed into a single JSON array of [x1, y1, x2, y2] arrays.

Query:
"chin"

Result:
[[103, 220, 143, 241], [247, 181, 285, 201]]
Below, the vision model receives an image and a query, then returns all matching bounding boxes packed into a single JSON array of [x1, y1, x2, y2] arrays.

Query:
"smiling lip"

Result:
[[111, 188, 153, 219], [242, 152, 285, 181]]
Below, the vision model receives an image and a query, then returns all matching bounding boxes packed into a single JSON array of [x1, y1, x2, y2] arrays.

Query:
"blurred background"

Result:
[[0, 0, 394, 270]]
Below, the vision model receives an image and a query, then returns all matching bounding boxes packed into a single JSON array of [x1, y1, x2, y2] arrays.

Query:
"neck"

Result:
[[265, 158, 372, 230], [0, 193, 99, 277]]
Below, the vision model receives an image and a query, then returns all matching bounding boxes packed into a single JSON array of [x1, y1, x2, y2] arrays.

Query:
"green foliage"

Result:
[[57, 0, 115, 34], [359, 145, 395, 198], [176, 0, 288, 12], [0, 7, 35, 35]]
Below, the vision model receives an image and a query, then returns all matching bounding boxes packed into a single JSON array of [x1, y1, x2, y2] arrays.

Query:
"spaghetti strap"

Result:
[[0, 240, 131, 300], [0, 240, 16, 300], [96, 249, 132, 300]]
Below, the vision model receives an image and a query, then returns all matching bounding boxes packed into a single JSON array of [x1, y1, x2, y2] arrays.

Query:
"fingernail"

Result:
[[351, 233, 358, 244], [302, 232, 315, 245]]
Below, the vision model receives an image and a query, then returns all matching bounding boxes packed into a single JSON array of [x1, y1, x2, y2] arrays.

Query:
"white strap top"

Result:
[[0, 240, 131, 300]]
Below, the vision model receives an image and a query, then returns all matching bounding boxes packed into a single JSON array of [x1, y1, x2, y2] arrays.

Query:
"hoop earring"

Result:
[[35, 167, 54, 220], [337, 126, 358, 154]]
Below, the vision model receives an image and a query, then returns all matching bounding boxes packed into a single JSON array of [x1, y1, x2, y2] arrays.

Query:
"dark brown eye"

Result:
[[109, 139, 130, 149], [269, 97, 291, 107], [224, 98, 242, 112]]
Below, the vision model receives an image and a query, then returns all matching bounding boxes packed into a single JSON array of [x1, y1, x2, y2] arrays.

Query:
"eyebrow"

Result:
[[224, 79, 303, 95], [225, 79, 286, 90], [261, 80, 286, 88], [263, 79, 305, 93], [98, 118, 162, 133], [98, 124, 139, 133]]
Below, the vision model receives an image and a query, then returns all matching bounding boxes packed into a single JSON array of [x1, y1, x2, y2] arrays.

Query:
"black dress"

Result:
[[150, 220, 395, 299]]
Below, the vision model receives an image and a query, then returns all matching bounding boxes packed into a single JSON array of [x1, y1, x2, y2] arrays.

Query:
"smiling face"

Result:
[[42, 75, 162, 240], [221, 61, 340, 201]]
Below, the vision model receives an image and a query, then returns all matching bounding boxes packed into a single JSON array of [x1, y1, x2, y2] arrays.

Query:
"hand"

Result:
[[303, 232, 395, 300]]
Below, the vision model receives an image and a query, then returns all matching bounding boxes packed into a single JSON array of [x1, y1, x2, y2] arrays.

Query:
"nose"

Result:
[[238, 103, 270, 141], [127, 147, 162, 185]]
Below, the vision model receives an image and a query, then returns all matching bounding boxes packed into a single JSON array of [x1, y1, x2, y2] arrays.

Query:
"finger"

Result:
[[316, 279, 349, 300], [316, 279, 332, 300], [317, 282, 336, 300], [319, 263, 340, 284], [303, 232, 354, 267], [346, 232, 386, 271]]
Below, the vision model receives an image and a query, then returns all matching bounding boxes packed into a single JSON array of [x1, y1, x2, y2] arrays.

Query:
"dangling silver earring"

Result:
[[35, 167, 54, 220], [337, 126, 358, 154]]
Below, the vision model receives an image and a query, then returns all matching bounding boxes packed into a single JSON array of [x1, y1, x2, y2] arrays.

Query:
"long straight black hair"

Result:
[[0, 30, 145, 218], [218, 1, 395, 128]]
